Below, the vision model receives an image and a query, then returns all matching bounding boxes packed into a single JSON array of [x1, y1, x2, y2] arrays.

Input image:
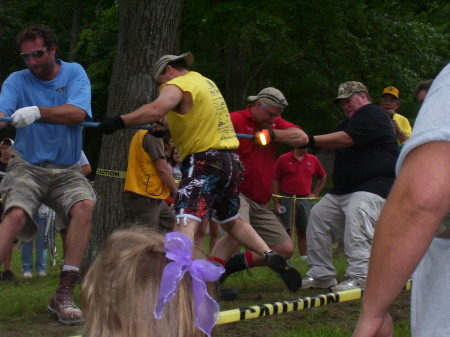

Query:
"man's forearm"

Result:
[[361, 142, 450, 320]]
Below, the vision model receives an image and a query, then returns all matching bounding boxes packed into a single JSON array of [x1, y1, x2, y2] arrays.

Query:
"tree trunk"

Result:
[[68, 0, 82, 62], [84, 0, 184, 268]]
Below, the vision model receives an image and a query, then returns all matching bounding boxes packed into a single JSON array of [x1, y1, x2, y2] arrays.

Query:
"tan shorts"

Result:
[[239, 193, 291, 247], [0, 149, 96, 242]]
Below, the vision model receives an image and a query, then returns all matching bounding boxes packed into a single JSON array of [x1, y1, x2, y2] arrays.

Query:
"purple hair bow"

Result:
[[154, 232, 224, 337]]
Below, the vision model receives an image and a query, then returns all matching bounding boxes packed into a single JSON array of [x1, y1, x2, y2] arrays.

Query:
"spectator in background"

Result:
[[299, 81, 399, 292], [379, 86, 412, 144], [414, 79, 434, 105], [352, 63, 450, 337], [21, 205, 48, 278], [273, 147, 327, 259], [124, 129, 177, 233], [163, 135, 174, 162], [0, 138, 16, 281], [168, 147, 181, 183]]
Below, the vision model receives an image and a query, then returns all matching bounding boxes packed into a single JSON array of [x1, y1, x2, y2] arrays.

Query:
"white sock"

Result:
[[62, 265, 79, 272]]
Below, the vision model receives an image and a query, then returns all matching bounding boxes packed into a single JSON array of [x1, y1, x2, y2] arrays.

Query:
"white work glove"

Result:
[[11, 106, 41, 128]]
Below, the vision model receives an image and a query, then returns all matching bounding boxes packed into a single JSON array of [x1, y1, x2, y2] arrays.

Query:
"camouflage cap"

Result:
[[333, 81, 368, 104], [247, 87, 288, 109], [382, 86, 399, 99], [153, 52, 194, 79]]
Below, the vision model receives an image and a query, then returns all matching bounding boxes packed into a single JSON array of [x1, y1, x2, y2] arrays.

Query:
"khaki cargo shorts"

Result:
[[0, 149, 96, 242]]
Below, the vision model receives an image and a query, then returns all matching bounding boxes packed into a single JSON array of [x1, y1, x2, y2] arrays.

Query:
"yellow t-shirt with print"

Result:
[[162, 71, 238, 160]]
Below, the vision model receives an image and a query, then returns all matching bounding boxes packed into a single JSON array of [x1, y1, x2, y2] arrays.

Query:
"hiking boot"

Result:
[[0, 270, 17, 281], [331, 277, 366, 292], [220, 253, 247, 283], [301, 277, 338, 289], [47, 270, 84, 326], [264, 251, 302, 292]]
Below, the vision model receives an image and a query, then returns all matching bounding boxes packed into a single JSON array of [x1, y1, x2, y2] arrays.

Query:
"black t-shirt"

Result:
[[331, 104, 399, 198]]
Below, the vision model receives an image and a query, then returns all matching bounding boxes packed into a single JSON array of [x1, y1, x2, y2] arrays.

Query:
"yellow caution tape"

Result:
[[96, 168, 127, 179], [217, 280, 412, 324], [272, 194, 321, 200]]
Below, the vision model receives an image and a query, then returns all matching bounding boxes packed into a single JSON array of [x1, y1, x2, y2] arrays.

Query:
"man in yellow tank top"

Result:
[[99, 52, 302, 293]]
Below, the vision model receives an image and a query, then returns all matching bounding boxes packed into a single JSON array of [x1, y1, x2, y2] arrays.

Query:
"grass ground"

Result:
[[0, 237, 411, 337]]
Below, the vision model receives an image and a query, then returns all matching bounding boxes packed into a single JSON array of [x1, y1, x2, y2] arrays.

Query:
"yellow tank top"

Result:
[[162, 71, 238, 160], [124, 130, 170, 199]]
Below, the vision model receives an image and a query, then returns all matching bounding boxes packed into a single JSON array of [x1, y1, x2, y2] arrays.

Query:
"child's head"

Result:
[[82, 226, 222, 337]]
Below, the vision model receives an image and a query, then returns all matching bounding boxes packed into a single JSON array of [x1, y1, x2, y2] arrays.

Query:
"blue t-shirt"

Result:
[[0, 60, 92, 165]]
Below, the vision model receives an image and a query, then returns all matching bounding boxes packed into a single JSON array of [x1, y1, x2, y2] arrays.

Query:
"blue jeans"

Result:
[[21, 213, 47, 273]]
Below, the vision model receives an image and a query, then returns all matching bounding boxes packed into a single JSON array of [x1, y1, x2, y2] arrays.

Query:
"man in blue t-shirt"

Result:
[[297, 81, 399, 292], [0, 24, 96, 326]]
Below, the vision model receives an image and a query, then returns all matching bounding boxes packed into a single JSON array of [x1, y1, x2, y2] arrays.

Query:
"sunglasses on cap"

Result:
[[20, 47, 47, 61]]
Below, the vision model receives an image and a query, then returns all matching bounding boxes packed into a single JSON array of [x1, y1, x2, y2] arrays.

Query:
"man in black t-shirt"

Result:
[[297, 81, 399, 292]]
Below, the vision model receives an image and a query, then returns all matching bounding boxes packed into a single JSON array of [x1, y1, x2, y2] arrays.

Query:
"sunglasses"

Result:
[[20, 47, 47, 61]]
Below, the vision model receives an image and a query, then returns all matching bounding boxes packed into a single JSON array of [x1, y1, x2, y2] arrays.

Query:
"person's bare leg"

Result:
[[244, 241, 295, 267], [0, 208, 27, 264], [220, 218, 270, 257], [210, 234, 241, 261], [194, 217, 208, 248], [209, 219, 220, 252], [173, 217, 200, 241], [63, 200, 94, 267], [298, 230, 307, 257]]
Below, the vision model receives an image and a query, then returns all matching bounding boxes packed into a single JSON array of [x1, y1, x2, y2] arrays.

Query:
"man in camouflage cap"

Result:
[[297, 81, 399, 292]]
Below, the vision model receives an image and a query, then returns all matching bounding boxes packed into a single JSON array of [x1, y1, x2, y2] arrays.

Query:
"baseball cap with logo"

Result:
[[247, 87, 288, 109], [382, 86, 399, 99], [333, 81, 368, 104], [153, 52, 194, 79]]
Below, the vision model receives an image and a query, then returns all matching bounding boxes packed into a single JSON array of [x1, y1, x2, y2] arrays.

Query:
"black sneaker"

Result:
[[0, 270, 17, 281], [220, 253, 247, 283], [264, 252, 302, 292], [219, 287, 239, 301]]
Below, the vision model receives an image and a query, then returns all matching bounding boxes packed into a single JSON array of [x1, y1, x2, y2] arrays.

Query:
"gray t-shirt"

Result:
[[400, 62, 450, 337]]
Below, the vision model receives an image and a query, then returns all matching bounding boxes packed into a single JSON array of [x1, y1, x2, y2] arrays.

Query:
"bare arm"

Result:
[[154, 157, 178, 196], [353, 141, 450, 337], [310, 175, 326, 197], [81, 164, 92, 177], [272, 179, 282, 214], [272, 127, 309, 147], [314, 131, 355, 148], [39, 104, 87, 124], [121, 85, 183, 127]]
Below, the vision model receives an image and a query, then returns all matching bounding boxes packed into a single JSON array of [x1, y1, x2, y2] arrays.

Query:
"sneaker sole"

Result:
[[301, 279, 338, 290], [47, 305, 84, 326], [267, 254, 302, 292]]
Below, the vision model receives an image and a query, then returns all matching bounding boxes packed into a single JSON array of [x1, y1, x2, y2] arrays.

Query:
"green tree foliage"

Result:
[[183, 0, 448, 134], [0, 0, 448, 157]]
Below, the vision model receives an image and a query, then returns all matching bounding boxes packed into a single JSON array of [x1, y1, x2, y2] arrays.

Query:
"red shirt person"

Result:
[[273, 148, 327, 257], [210, 87, 308, 292]]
